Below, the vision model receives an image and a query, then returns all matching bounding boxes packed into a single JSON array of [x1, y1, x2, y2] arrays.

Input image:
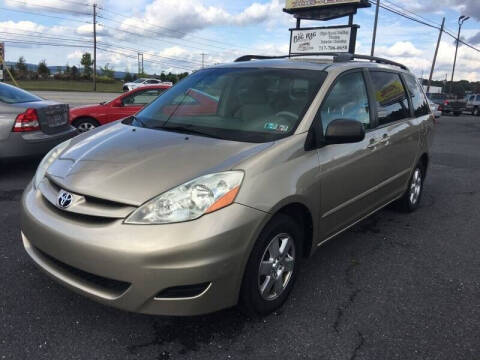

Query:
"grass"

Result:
[[6, 80, 123, 93]]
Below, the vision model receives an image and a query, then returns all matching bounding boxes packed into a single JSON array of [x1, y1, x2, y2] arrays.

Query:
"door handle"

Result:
[[367, 138, 378, 149], [380, 134, 390, 144]]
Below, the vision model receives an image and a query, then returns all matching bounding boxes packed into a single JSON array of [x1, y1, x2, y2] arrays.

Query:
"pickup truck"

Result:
[[427, 93, 466, 116], [465, 94, 480, 116]]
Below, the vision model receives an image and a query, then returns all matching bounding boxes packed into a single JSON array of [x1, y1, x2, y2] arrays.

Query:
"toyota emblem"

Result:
[[57, 190, 73, 208]]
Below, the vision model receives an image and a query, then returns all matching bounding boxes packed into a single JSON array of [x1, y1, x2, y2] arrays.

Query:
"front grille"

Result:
[[35, 246, 130, 296], [40, 177, 136, 220]]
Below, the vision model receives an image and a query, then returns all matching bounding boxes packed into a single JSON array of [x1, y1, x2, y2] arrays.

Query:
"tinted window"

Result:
[[404, 75, 430, 117], [123, 89, 164, 106], [370, 72, 410, 125], [0, 83, 42, 104], [320, 71, 370, 133], [134, 68, 326, 143], [476, 95, 480, 101]]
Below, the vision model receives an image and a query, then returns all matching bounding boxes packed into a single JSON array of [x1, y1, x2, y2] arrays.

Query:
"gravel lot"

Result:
[[1, 115, 479, 360]]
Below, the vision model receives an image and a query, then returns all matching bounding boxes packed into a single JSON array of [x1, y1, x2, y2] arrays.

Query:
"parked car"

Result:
[[0, 83, 76, 159], [427, 93, 466, 116], [428, 100, 441, 119], [21, 54, 434, 316], [465, 93, 480, 116], [70, 85, 171, 132], [123, 78, 167, 92]]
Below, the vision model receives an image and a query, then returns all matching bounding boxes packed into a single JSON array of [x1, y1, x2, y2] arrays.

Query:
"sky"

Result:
[[0, 0, 479, 81]]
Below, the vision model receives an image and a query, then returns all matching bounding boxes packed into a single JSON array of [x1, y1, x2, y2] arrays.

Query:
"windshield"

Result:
[[134, 78, 147, 83], [132, 67, 326, 143], [0, 83, 42, 104]]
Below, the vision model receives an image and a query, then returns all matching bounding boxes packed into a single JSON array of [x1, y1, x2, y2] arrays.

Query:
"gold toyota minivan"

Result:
[[21, 54, 434, 316]]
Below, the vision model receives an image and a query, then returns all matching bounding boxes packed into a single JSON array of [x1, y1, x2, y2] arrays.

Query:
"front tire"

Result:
[[396, 163, 425, 212], [73, 118, 99, 133], [473, 107, 479, 116], [240, 214, 302, 316]]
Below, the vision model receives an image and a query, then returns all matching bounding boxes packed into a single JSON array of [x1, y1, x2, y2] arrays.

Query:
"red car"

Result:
[[70, 85, 171, 132]]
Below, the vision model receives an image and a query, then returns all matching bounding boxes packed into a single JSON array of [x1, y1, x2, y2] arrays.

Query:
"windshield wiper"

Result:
[[155, 124, 224, 139]]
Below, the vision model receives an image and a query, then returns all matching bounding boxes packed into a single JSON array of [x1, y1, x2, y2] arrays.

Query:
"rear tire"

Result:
[[454, 112, 461, 116], [239, 214, 303, 316], [473, 107, 479, 116], [396, 162, 425, 212], [73, 118, 99, 133]]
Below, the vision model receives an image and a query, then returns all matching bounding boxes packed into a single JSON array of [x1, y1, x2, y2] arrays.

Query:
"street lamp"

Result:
[[450, 15, 470, 95]]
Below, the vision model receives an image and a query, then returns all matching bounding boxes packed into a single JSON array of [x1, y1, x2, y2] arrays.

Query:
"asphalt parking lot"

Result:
[[1, 115, 479, 360]]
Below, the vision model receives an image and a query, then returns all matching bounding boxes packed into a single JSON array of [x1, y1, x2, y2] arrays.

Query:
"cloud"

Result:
[[117, 0, 287, 38], [377, 41, 424, 57], [4, 0, 97, 15], [393, 0, 480, 21], [468, 31, 480, 44]]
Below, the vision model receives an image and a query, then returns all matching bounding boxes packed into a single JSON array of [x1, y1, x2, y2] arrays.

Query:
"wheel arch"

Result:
[[272, 202, 315, 259], [72, 116, 100, 127]]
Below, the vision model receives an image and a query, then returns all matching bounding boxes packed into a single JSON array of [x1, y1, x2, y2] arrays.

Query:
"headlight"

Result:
[[125, 171, 244, 224], [34, 139, 71, 188]]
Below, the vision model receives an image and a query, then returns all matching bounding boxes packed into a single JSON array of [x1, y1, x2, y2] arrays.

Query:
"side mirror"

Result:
[[324, 119, 365, 145], [112, 99, 123, 107]]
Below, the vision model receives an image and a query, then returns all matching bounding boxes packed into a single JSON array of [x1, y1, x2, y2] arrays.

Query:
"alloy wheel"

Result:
[[258, 233, 295, 301], [77, 122, 97, 133], [409, 168, 422, 205]]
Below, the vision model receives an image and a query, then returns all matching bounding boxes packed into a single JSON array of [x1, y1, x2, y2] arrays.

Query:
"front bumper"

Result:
[[21, 183, 268, 315], [0, 127, 77, 159]]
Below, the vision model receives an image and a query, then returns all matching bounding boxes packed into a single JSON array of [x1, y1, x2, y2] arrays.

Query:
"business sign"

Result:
[[290, 25, 357, 54], [286, 0, 361, 10]]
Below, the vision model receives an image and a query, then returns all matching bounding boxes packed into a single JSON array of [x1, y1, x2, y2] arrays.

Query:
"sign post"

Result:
[[283, 0, 370, 56]]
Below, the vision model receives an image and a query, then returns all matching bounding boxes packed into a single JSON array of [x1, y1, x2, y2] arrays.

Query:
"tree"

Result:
[[124, 71, 133, 82], [37, 59, 50, 79], [100, 63, 114, 79], [80, 52, 93, 79], [15, 56, 27, 79], [71, 65, 79, 79]]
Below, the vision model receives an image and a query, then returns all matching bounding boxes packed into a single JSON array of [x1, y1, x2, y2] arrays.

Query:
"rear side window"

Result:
[[0, 83, 42, 104], [370, 71, 410, 126], [320, 71, 370, 133], [476, 95, 480, 101], [404, 75, 430, 117]]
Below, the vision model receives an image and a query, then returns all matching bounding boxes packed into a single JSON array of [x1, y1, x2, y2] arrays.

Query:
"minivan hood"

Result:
[[47, 122, 272, 205]]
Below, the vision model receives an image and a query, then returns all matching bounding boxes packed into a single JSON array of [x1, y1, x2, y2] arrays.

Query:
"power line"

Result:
[[5, 0, 92, 16], [97, 7, 253, 51], [98, 23, 221, 61], [0, 6, 91, 23], [97, 16, 245, 53], [97, 44, 197, 71], [99, 41, 207, 67], [368, 0, 480, 54]]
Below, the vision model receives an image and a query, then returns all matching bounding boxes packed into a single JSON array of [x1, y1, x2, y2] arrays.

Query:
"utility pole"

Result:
[[201, 53, 207, 68], [450, 15, 470, 94], [93, 2, 97, 91], [137, 53, 143, 75], [427, 17, 444, 94], [370, 0, 380, 57]]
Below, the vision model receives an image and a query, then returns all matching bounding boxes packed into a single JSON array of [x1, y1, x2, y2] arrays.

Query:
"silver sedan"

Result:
[[0, 83, 77, 159]]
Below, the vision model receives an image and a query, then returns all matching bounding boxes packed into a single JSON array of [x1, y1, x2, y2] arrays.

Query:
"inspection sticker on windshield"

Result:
[[264, 123, 289, 132]]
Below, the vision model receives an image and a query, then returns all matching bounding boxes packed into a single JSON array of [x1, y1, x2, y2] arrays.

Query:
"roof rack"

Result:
[[234, 53, 409, 71]]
